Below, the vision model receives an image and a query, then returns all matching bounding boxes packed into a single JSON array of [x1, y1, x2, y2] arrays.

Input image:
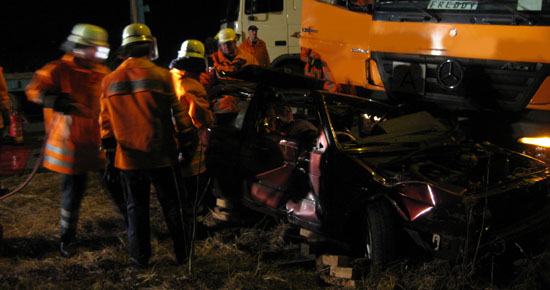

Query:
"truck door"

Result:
[[300, 0, 375, 88], [242, 0, 290, 62]]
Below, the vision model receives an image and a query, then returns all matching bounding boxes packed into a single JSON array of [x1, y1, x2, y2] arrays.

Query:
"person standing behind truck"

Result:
[[239, 25, 270, 67], [25, 23, 128, 258], [100, 23, 196, 268]]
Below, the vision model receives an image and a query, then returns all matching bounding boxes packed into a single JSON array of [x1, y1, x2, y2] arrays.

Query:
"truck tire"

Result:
[[363, 199, 399, 265]]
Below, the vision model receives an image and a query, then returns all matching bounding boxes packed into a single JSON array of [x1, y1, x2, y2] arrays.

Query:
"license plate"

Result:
[[428, 0, 478, 10], [391, 62, 426, 95]]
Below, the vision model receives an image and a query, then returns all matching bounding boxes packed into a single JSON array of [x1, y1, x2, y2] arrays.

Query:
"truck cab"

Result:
[[300, 0, 550, 152]]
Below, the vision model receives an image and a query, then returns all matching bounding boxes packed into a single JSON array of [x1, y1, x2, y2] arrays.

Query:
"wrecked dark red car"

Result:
[[205, 67, 550, 265]]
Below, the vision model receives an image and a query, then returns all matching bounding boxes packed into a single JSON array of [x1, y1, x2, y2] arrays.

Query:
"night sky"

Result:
[[1, 0, 221, 73]]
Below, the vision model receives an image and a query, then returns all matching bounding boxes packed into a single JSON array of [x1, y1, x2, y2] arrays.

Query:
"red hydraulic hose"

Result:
[[0, 132, 47, 200]]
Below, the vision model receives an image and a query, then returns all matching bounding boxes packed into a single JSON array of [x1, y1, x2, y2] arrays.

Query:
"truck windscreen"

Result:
[[219, 0, 240, 24], [373, 0, 550, 25], [245, 0, 283, 14]]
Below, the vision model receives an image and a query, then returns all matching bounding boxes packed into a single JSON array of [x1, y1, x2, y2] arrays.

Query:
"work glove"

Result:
[[177, 127, 198, 164], [101, 137, 118, 185], [43, 92, 77, 114]]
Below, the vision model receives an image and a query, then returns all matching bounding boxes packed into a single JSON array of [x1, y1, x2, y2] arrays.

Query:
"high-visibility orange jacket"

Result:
[[100, 57, 193, 170], [211, 47, 259, 80], [0, 66, 11, 129], [300, 48, 341, 93], [210, 48, 258, 114], [26, 53, 110, 174], [240, 38, 270, 67], [199, 71, 214, 90], [170, 68, 214, 176]]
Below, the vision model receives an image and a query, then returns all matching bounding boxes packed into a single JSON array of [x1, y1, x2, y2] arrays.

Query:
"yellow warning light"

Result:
[[518, 137, 550, 148]]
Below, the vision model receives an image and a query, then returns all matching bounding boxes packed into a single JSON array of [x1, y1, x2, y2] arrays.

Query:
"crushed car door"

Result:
[[245, 98, 320, 209]]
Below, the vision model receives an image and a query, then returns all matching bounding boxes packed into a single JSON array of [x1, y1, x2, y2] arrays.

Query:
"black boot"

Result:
[[59, 241, 76, 258]]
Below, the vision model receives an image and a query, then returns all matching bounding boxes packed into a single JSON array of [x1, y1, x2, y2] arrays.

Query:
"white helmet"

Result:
[[67, 23, 109, 47], [177, 40, 205, 59]]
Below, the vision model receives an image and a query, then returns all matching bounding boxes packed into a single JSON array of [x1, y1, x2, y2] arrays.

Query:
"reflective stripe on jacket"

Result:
[[239, 38, 270, 67], [300, 48, 341, 93], [25, 53, 110, 174], [170, 68, 214, 176], [211, 48, 259, 80], [100, 57, 193, 170]]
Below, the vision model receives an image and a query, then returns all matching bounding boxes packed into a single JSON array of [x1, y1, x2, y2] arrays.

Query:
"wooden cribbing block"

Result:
[[211, 207, 239, 222], [299, 228, 324, 239], [215, 198, 233, 209], [320, 274, 358, 287], [317, 254, 350, 267], [329, 266, 357, 279]]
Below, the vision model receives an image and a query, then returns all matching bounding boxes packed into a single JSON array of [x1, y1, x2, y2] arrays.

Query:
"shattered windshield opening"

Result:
[[323, 95, 459, 151], [373, 0, 550, 25]]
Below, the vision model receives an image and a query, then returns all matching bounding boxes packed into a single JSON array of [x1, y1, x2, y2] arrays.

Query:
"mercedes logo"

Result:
[[437, 60, 463, 89]]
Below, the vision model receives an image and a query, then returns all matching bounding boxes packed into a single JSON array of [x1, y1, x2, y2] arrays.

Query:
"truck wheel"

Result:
[[363, 199, 399, 265]]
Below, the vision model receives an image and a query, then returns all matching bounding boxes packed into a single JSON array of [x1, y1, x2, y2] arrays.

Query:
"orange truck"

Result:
[[300, 0, 550, 149]]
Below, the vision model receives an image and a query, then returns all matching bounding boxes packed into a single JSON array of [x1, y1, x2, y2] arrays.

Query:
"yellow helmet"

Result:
[[121, 23, 154, 46], [66, 23, 109, 47], [215, 28, 238, 44], [177, 40, 205, 59]]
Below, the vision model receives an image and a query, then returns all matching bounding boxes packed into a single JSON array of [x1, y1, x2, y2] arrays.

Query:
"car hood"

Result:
[[355, 142, 550, 195]]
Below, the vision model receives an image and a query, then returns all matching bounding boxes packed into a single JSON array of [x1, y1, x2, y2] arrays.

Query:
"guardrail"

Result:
[[4, 72, 33, 93]]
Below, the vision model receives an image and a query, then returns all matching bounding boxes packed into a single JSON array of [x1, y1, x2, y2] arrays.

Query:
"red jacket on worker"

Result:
[[100, 57, 193, 170], [26, 53, 110, 174], [240, 38, 270, 67]]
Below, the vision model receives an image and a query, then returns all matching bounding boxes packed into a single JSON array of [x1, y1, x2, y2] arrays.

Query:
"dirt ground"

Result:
[[1, 169, 550, 289]]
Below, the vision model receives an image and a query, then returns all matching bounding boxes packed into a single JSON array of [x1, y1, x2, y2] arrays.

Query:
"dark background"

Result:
[[0, 0, 222, 73]]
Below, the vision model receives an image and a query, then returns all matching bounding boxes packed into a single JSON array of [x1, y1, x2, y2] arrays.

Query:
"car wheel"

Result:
[[364, 199, 399, 265]]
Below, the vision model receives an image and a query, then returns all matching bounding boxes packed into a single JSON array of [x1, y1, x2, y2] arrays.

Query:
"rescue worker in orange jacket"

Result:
[[99, 23, 194, 268], [0, 66, 11, 141], [300, 48, 341, 93], [170, 40, 214, 196], [211, 28, 259, 81], [25, 23, 127, 258], [239, 25, 270, 67], [210, 28, 258, 121], [169, 40, 215, 232]]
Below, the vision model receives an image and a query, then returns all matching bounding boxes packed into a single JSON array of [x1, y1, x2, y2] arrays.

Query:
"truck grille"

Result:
[[371, 52, 550, 111]]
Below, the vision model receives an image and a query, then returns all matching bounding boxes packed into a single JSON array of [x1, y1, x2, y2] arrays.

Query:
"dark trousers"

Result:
[[60, 174, 87, 244], [121, 166, 188, 264], [183, 172, 212, 209], [59, 171, 127, 244]]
